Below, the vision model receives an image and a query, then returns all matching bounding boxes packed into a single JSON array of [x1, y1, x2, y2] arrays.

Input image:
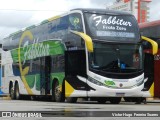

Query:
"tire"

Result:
[[66, 97, 77, 103], [97, 98, 107, 104], [109, 97, 121, 104], [123, 97, 133, 102], [15, 83, 21, 100], [9, 83, 15, 100], [135, 97, 146, 104], [54, 81, 65, 102], [51, 86, 56, 102]]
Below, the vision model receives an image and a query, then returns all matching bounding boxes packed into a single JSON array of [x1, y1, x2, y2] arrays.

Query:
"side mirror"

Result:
[[141, 36, 158, 55], [70, 30, 93, 52]]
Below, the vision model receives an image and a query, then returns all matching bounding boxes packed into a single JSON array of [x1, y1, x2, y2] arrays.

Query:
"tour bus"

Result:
[[1, 8, 157, 104], [139, 20, 160, 98]]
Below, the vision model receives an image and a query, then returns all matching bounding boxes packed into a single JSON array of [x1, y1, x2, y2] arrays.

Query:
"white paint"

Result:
[[93, 16, 132, 27]]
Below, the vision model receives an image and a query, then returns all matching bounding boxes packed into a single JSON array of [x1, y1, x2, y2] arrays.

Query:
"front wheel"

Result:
[[109, 97, 121, 104], [97, 98, 107, 104], [54, 81, 65, 102]]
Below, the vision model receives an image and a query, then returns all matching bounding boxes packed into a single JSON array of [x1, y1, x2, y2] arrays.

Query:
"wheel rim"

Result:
[[55, 83, 61, 101], [10, 86, 14, 99]]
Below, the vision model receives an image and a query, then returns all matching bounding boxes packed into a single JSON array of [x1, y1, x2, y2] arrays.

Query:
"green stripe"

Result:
[[25, 74, 38, 89], [25, 74, 40, 91]]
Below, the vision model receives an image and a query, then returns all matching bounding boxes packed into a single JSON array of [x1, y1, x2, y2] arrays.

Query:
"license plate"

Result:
[[116, 93, 125, 97]]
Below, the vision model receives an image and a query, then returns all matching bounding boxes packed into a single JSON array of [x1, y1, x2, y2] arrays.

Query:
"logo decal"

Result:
[[18, 30, 34, 94], [119, 83, 123, 87], [104, 80, 115, 86], [23, 38, 50, 64]]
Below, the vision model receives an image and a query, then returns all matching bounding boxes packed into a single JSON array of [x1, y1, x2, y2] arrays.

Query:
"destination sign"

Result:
[[85, 13, 139, 41]]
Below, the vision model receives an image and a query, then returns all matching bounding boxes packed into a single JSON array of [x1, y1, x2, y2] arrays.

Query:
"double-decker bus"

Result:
[[1, 8, 157, 104], [139, 20, 160, 98]]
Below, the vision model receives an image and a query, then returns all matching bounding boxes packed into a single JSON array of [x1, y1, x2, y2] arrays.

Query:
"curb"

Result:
[[146, 98, 160, 103]]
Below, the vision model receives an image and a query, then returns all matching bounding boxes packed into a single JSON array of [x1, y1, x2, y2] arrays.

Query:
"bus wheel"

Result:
[[66, 97, 77, 103], [97, 98, 107, 104], [123, 97, 135, 102], [15, 83, 21, 100], [9, 83, 15, 100], [109, 97, 121, 104], [54, 81, 65, 102], [135, 97, 147, 104], [51, 85, 56, 102]]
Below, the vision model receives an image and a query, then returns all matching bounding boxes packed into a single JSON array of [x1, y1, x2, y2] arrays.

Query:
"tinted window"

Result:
[[69, 13, 83, 32], [48, 16, 69, 41], [51, 55, 64, 73], [67, 13, 84, 50]]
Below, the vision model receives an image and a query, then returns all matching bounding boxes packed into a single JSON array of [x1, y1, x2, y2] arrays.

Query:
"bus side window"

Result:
[[67, 33, 82, 50], [12, 62, 20, 76], [48, 16, 69, 42], [51, 55, 64, 73], [32, 58, 40, 74]]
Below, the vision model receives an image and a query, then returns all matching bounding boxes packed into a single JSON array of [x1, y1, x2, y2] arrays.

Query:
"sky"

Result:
[[0, 0, 159, 41]]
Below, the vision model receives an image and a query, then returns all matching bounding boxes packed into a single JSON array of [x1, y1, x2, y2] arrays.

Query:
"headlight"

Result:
[[88, 77, 104, 86], [136, 77, 144, 86]]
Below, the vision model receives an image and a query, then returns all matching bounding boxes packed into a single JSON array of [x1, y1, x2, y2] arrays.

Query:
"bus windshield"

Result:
[[89, 42, 143, 73], [84, 13, 140, 42]]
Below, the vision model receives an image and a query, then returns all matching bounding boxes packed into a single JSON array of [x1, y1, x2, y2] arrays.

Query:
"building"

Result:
[[107, 0, 152, 23]]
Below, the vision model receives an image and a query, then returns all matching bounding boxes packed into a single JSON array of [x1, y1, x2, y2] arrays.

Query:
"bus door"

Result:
[[40, 56, 51, 95], [65, 50, 88, 97], [144, 53, 154, 92]]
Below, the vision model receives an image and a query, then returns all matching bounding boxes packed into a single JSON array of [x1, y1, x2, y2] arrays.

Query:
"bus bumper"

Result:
[[87, 81, 144, 97], [69, 81, 144, 97]]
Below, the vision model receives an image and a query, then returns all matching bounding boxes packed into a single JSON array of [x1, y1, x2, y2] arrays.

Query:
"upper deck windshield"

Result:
[[84, 13, 140, 42]]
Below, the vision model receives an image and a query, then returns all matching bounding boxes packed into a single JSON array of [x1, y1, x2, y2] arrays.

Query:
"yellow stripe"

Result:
[[149, 83, 154, 97], [65, 80, 74, 97], [70, 30, 93, 52], [18, 30, 33, 94], [48, 15, 61, 21], [141, 36, 158, 55]]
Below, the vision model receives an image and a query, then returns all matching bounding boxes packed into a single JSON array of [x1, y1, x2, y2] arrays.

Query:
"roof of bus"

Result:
[[4, 8, 133, 39], [71, 8, 133, 16], [139, 20, 160, 28]]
